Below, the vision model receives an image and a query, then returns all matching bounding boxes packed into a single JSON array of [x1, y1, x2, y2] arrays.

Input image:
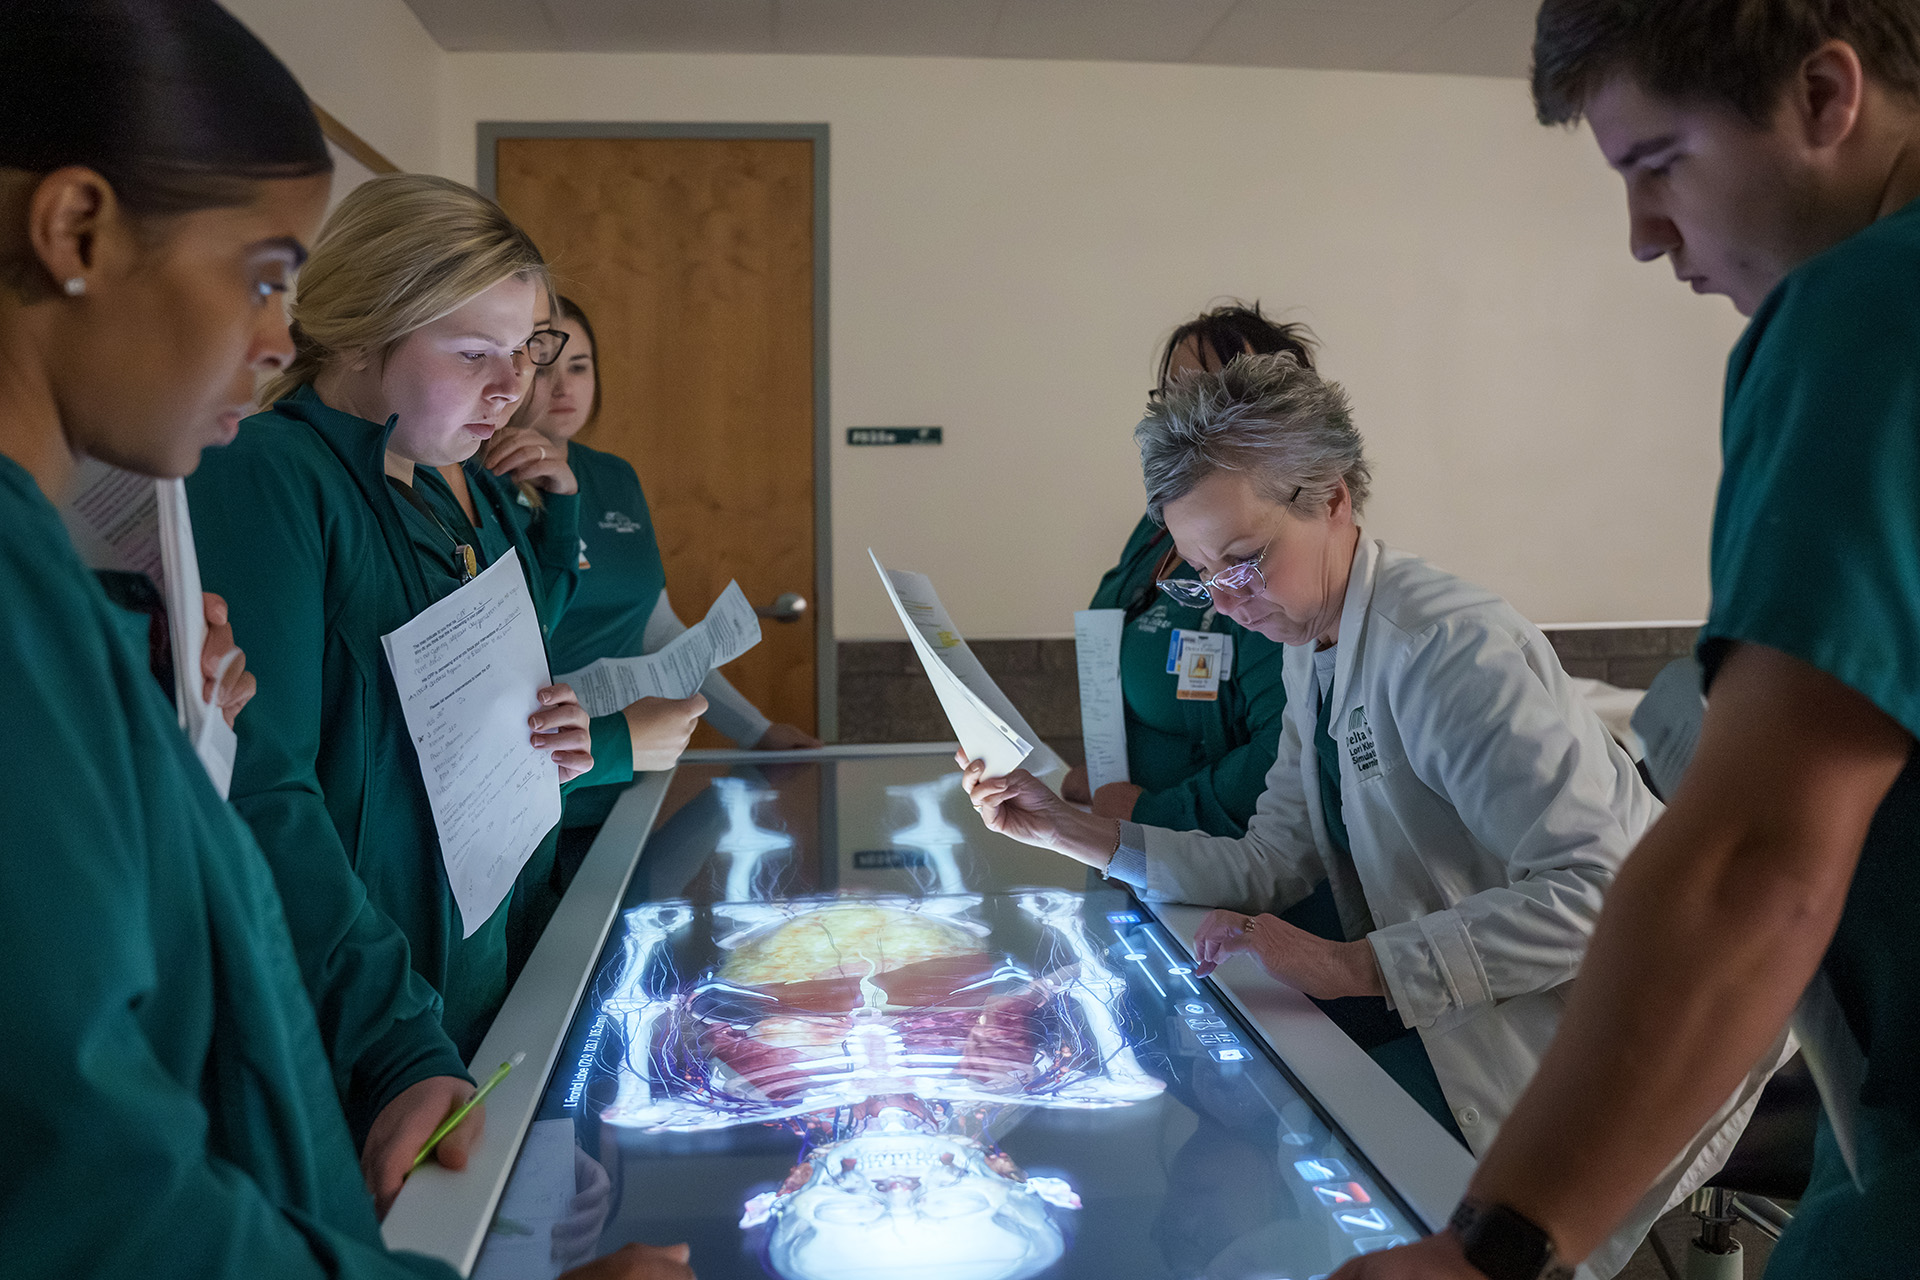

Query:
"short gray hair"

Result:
[[1136, 351, 1371, 525]]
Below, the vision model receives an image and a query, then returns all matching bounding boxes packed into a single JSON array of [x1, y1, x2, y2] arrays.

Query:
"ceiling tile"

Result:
[[775, 0, 1003, 56], [401, 0, 565, 51], [1187, 0, 1470, 71], [1389, 0, 1534, 78], [402, 0, 1530, 78], [988, 0, 1238, 64], [541, 0, 777, 52]]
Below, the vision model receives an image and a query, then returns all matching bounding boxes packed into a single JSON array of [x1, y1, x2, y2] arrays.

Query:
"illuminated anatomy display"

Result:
[[596, 889, 1166, 1280]]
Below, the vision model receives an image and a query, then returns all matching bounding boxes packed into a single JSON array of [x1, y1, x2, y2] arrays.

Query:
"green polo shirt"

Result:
[[0, 454, 459, 1279], [1700, 197, 1920, 1278]]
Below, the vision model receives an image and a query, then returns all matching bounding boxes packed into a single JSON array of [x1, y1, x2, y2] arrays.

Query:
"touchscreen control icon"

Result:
[[1208, 1047, 1249, 1062], [1177, 1000, 1214, 1017], [1333, 1208, 1394, 1234], [1291, 1158, 1350, 1183], [1353, 1236, 1408, 1254], [1312, 1182, 1371, 1207], [1182, 1015, 1229, 1030], [1106, 911, 1142, 926]]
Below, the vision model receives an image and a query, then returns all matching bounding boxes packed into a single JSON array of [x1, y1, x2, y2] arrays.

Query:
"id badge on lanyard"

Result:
[[1169, 629, 1234, 701]]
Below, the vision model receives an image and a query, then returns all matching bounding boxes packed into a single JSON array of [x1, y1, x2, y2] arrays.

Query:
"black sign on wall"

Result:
[[847, 426, 942, 446]]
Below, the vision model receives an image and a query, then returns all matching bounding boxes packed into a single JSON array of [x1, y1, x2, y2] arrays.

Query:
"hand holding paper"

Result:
[[59, 460, 239, 796], [382, 550, 561, 937], [557, 581, 762, 719]]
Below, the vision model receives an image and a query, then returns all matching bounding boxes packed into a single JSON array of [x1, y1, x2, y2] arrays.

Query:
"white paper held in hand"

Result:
[[554, 580, 763, 718], [381, 549, 561, 937], [868, 549, 1061, 780], [1073, 608, 1130, 793], [58, 461, 236, 796]]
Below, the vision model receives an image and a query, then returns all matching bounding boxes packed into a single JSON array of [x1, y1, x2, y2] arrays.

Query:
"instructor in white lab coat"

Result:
[[961, 352, 1778, 1277]]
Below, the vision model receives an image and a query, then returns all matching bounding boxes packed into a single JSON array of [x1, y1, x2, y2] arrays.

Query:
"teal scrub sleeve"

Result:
[[0, 794, 459, 1280], [0, 588, 455, 1279], [563, 711, 636, 797], [1128, 628, 1290, 835], [191, 444, 471, 1130], [1706, 256, 1920, 739], [521, 486, 583, 636]]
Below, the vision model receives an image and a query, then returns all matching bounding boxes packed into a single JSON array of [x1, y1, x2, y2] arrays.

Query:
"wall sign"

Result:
[[847, 426, 942, 446]]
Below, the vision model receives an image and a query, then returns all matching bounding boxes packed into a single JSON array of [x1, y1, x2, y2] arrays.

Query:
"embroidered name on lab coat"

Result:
[[1346, 706, 1381, 777], [598, 510, 642, 534]]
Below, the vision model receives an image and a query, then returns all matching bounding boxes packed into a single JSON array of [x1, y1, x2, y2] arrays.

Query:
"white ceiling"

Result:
[[400, 0, 1539, 79]]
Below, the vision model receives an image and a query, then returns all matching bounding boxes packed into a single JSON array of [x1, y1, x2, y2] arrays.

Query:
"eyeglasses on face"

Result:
[[1152, 485, 1301, 610], [523, 327, 570, 368]]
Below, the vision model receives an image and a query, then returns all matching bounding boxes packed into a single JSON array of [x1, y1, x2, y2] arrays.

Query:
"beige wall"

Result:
[[224, 1, 1749, 637], [437, 52, 1743, 638], [225, 0, 445, 174]]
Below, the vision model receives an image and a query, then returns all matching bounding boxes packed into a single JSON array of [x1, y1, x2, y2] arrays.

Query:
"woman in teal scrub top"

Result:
[[512, 296, 823, 836], [0, 5, 685, 1277], [1067, 302, 1307, 838], [189, 175, 605, 1056]]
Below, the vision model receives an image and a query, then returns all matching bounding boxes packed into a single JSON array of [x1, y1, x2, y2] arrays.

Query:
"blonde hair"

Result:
[[262, 172, 550, 406]]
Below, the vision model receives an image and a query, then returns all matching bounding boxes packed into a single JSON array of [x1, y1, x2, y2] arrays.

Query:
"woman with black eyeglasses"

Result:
[[190, 174, 617, 1058]]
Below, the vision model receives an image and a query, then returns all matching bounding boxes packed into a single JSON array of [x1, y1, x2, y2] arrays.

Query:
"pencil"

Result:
[[410, 1050, 525, 1172]]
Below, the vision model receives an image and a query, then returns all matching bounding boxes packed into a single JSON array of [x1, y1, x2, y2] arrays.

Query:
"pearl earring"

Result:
[[63, 277, 86, 297]]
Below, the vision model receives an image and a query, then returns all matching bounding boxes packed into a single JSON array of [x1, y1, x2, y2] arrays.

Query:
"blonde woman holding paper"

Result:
[[190, 175, 605, 1056]]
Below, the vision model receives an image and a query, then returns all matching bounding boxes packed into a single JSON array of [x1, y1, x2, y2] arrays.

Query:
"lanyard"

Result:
[[386, 474, 479, 584]]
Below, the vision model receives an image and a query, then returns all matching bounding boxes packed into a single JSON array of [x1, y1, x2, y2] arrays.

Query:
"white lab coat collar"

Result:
[[1322, 532, 1381, 724]]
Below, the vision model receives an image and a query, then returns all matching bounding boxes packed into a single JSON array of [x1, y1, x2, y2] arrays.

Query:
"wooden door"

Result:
[[496, 136, 818, 743]]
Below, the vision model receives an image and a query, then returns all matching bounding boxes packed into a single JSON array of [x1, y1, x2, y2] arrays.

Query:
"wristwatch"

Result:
[[1448, 1198, 1575, 1280]]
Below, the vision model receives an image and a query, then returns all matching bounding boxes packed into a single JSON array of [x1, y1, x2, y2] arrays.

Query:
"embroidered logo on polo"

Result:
[[598, 510, 642, 534], [1346, 706, 1380, 777]]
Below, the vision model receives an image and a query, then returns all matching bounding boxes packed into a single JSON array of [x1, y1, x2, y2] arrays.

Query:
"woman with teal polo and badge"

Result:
[[0, 6, 688, 1277], [190, 174, 608, 1057], [511, 296, 822, 842], [1068, 303, 1307, 837]]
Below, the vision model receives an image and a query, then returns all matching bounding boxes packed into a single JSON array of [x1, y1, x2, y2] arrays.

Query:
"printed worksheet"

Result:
[[382, 550, 560, 937], [60, 460, 237, 796], [1074, 608, 1130, 792], [555, 580, 762, 718], [870, 549, 1062, 779]]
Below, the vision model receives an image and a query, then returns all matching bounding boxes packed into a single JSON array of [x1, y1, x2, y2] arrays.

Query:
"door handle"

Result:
[[755, 592, 808, 623]]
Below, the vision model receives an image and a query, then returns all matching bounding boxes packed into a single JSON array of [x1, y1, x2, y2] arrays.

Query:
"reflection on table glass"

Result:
[[473, 756, 1419, 1280]]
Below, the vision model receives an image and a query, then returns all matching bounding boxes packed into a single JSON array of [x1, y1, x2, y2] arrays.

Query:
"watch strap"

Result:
[[1449, 1198, 1575, 1280]]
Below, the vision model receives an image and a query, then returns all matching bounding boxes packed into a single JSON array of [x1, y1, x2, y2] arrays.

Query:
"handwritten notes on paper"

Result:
[[1074, 609, 1130, 793], [382, 550, 560, 937], [555, 581, 762, 718]]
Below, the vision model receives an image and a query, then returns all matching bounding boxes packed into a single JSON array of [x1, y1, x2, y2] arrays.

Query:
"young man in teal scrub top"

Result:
[[1341, 3, 1920, 1278]]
